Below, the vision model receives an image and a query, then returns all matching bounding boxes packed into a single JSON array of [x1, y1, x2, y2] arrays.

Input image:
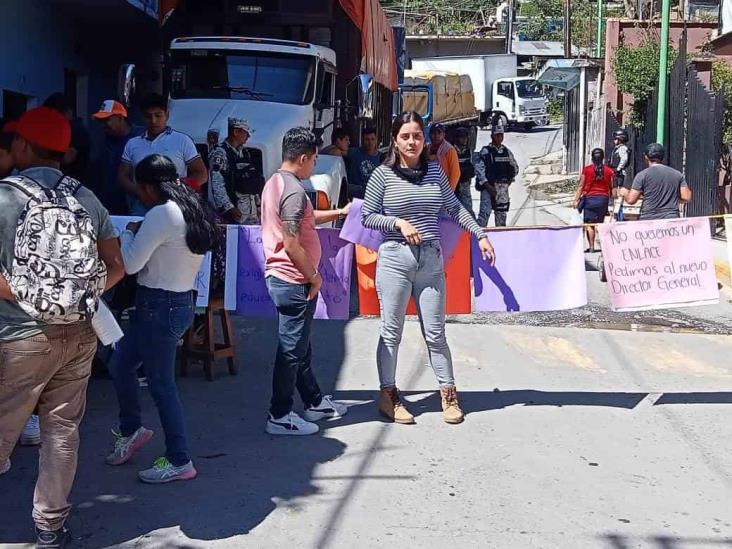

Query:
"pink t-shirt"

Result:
[[261, 170, 321, 284]]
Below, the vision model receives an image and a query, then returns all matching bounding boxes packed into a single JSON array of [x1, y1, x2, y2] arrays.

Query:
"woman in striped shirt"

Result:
[[362, 111, 495, 425]]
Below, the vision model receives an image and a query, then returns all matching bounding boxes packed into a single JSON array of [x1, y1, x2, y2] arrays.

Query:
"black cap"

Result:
[[430, 123, 446, 133], [645, 142, 665, 161]]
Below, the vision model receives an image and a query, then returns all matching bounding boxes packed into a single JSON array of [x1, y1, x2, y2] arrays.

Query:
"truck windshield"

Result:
[[170, 50, 316, 105], [515, 80, 544, 99]]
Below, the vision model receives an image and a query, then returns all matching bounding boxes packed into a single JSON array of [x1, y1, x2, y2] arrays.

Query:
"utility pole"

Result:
[[596, 0, 604, 58], [564, 0, 572, 58], [506, 0, 514, 55], [656, 0, 671, 144]]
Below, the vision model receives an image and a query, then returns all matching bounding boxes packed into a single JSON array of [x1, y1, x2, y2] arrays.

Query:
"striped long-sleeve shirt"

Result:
[[362, 161, 484, 242]]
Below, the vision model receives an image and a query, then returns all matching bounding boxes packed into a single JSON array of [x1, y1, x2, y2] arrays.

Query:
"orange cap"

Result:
[[15, 107, 71, 153], [92, 100, 128, 120]]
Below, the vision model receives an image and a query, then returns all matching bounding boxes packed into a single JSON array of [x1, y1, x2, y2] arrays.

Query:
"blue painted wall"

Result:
[[0, 0, 88, 117]]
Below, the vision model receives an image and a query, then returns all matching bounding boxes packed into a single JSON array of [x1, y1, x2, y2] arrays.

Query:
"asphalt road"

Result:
[[2, 126, 732, 549]]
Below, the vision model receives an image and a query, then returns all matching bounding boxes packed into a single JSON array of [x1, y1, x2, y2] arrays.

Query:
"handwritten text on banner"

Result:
[[597, 218, 719, 311], [235, 226, 353, 320]]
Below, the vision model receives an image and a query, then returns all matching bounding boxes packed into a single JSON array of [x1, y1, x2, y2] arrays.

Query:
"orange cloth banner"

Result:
[[355, 234, 471, 316]]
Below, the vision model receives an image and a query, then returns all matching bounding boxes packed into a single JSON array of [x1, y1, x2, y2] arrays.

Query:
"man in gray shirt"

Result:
[[0, 107, 124, 548], [620, 142, 692, 220]]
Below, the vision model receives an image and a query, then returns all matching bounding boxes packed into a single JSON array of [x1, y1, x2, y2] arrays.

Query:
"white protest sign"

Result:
[[111, 215, 212, 308], [598, 218, 719, 311]]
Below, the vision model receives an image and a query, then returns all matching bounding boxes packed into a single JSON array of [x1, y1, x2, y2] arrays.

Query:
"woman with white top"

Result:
[[106, 154, 218, 484]]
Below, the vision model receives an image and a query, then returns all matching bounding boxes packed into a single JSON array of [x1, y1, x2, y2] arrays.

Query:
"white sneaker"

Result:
[[0, 459, 10, 475], [20, 415, 40, 446], [265, 412, 319, 436], [304, 395, 348, 422]]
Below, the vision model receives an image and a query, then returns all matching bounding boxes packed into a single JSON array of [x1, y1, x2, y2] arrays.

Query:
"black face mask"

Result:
[[391, 159, 428, 183]]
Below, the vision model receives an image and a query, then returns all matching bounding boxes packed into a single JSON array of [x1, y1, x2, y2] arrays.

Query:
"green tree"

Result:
[[517, 0, 595, 49], [711, 60, 732, 147], [612, 39, 678, 125], [380, 0, 499, 34]]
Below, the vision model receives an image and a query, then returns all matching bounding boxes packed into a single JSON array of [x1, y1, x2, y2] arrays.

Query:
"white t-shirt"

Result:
[[121, 127, 200, 178], [120, 200, 204, 292]]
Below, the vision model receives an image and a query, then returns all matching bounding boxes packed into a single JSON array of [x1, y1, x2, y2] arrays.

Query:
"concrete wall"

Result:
[[603, 19, 717, 123], [407, 37, 506, 60]]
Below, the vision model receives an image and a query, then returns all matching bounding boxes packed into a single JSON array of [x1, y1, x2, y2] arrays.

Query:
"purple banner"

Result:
[[314, 229, 354, 321], [472, 227, 587, 312], [339, 198, 384, 251], [235, 227, 353, 320], [236, 226, 275, 317]]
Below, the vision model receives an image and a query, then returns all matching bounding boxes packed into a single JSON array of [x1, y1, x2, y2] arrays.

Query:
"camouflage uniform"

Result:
[[208, 140, 263, 225]]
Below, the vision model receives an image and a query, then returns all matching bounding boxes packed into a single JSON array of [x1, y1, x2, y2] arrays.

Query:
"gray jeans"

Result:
[[375, 240, 455, 388]]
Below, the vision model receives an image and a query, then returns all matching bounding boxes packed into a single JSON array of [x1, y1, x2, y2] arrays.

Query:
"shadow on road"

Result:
[[0, 317, 351, 547], [601, 533, 732, 548]]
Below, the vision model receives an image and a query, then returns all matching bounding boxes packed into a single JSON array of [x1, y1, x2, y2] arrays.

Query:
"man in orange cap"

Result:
[[92, 100, 144, 214], [0, 107, 125, 548]]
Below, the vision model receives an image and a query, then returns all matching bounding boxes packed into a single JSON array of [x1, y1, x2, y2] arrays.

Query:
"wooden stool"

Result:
[[180, 295, 237, 381]]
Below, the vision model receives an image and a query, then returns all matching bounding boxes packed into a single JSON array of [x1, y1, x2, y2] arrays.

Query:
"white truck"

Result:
[[119, 0, 397, 214], [166, 37, 348, 212], [411, 54, 548, 131]]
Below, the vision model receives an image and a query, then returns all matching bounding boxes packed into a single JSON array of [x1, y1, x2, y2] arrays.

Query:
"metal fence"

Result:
[[606, 34, 722, 219]]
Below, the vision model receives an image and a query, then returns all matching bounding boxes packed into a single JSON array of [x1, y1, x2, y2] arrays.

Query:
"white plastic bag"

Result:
[[569, 208, 584, 226]]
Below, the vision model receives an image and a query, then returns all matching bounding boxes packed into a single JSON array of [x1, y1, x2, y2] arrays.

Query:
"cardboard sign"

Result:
[[598, 218, 719, 311], [339, 199, 384, 250]]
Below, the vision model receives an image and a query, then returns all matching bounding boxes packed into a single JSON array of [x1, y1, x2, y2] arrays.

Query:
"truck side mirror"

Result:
[[356, 74, 375, 119], [118, 64, 136, 108]]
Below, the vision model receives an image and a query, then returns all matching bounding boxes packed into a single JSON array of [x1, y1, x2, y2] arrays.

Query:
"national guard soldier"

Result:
[[610, 128, 631, 189], [475, 124, 518, 227], [208, 118, 264, 224]]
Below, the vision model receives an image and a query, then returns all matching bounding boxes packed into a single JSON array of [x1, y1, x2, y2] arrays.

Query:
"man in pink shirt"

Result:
[[261, 127, 351, 435]]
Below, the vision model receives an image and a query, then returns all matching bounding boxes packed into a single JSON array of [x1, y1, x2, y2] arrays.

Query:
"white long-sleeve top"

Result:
[[120, 200, 204, 292]]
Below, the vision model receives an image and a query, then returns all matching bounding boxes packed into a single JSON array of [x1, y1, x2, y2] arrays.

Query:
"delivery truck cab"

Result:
[[493, 76, 548, 130], [411, 55, 548, 131]]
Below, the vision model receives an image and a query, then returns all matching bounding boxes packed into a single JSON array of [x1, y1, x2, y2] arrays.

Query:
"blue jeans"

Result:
[[266, 276, 323, 418], [108, 286, 195, 466]]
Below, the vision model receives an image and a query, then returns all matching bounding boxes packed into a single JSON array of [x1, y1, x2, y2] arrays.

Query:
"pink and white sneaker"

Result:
[[105, 427, 154, 466], [138, 457, 197, 484]]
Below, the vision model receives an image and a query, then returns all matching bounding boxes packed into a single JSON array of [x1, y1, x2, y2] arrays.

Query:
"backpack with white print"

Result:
[[0, 174, 107, 324]]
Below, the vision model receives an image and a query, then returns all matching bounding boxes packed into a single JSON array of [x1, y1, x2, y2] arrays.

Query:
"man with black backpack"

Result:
[[0, 107, 125, 548]]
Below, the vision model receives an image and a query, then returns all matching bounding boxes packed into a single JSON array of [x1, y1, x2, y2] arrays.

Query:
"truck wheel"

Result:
[[523, 122, 535, 132]]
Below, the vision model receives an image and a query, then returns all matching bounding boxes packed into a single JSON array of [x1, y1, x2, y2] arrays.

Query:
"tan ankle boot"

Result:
[[378, 387, 415, 424], [440, 386, 464, 424]]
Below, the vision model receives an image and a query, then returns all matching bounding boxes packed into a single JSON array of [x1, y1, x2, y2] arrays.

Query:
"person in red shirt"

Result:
[[573, 148, 615, 253]]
